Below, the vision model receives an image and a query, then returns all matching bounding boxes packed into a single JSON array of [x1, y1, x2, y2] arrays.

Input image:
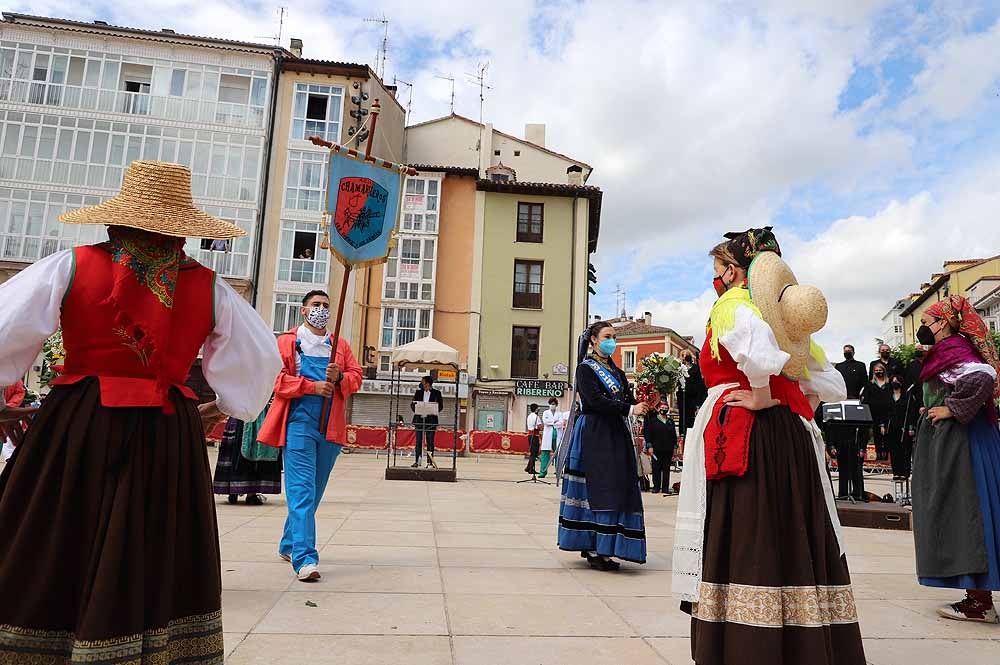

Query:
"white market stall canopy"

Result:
[[390, 337, 460, 368]]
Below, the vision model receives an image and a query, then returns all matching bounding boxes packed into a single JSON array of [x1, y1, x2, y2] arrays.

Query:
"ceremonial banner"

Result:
[[325, 148, 405, 267]]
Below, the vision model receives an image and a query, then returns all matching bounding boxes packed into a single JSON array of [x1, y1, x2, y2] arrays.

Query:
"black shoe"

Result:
[[411, 462, 420, 468], [651, 488, 661, 494], [245, 494, 266, 506], [589, 556, 621, 572], [227, 494, 239, 505]]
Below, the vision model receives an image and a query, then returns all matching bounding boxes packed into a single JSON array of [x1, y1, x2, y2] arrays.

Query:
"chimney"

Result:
[[644, 311, 652, 326], [290, 38, 303, 58], [567, 164, 584, 186], [525, 123, 546, 147]]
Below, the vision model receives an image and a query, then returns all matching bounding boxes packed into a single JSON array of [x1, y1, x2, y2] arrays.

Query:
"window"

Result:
[[513, 260, 543, 309], [517, 202, 543, 242], [170, 69, 186, 96], [272, 293, 303, 334], [383, 236, 435, 303], [894, 325, 903, 334], [494, 149, 501, 156], [218, 74, 250, 104], [277, 220, 328, 284], [291, 83, 343, 142], [0, 112, 262, 205], [284, 150, 327, 211], [514, 150, 521, 157], [380, 307, 431, 348], [379, 353, 391, 372], [990, 320, 997, 333], [491, 173, 510, 183], [623, 350, 637, 372], [402, 176, 439, 232], [511, 326, 540, 378]]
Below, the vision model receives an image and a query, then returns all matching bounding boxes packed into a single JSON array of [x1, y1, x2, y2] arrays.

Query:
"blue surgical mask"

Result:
[[598, 338, 617, 356]]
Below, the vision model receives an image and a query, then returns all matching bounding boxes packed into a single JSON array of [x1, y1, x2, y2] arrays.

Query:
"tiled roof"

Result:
[[409, 164, 479, 177], [3, 13, 287, 54]]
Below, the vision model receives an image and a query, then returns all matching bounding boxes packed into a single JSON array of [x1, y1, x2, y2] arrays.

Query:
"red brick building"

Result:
[[606, 313, 699, 404]]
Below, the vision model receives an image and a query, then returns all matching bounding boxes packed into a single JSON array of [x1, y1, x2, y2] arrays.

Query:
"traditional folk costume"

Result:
[[673, 230, 865, 665], [0, 161, 281, 665], [212, 409, 282, 504], [257, 325, 362, 577], [557, 348, 646, 565], [911, 296, 1000, 622]]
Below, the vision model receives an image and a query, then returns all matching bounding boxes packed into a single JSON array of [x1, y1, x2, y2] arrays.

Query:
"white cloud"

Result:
[[903, 18, 1000, 121], [635, 155, 1000, 364]]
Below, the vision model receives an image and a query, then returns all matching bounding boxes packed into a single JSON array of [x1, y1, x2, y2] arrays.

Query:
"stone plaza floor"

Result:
[[213, 451, 1000, 664]]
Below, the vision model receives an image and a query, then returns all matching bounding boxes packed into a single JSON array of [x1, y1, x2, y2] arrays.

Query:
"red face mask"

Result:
[[713, 265, 733, 296]]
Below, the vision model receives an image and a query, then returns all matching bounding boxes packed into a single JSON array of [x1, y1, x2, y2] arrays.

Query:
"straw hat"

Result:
[[748, 251, 828, 379], [59, 161, 246, 239]]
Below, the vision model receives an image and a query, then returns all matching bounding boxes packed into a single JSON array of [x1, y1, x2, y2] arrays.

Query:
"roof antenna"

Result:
[[393, 76, 414, 125], [466, 62, 492, 125], [435, 74, 455, 114], [254, 6, 286, 45], [364, 14, 390, 79]]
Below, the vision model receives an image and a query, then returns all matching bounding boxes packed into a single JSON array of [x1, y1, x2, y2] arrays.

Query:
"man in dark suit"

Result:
[[868, 343, 903, 381], [677, 352, 706, 435], [644, 400, 678, 495], [833, 344, 868, 500], [411, 376, 444, 468]]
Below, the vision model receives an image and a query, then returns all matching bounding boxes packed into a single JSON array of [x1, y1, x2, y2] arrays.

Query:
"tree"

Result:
[[891, 343, 918, 366]]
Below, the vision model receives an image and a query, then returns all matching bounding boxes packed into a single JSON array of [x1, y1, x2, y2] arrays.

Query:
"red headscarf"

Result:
[[925, 295, 1000, 398]]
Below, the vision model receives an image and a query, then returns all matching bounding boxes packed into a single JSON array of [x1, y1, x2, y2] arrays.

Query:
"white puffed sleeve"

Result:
[[799, 345, 848, 403], [718, 304, 790, 388], [0, 250, 73, 408], [201, 276, 282, 421]]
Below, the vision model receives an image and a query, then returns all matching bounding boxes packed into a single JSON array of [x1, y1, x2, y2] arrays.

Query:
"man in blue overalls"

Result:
[[259, 290, 363, 581]]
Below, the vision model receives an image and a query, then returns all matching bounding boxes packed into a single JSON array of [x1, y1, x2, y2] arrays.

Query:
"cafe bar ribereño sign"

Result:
[[515, 380, 566, 398]]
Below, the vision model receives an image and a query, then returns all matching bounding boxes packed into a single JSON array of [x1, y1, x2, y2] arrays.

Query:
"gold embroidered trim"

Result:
[[692, 582, 858, 628], [0, 610, 223, 664]]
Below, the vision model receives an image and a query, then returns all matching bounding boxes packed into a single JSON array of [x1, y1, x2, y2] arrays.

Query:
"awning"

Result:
[[390, 337, 460, 368]]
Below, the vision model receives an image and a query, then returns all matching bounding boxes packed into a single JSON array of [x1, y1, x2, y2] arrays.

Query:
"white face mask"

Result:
[[549, 405, 557, 412], [305, 306, 330, 329]]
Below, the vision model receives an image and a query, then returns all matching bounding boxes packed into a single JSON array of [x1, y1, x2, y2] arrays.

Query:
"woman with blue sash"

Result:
[[557, 320, 651, 570]]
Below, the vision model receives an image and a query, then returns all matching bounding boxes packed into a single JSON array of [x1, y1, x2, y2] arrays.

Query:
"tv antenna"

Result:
[[364, 15, 390, 79], [466, 62, 492, 124], [615, 284, 627, 319], [435, 74, 456, 114], [393, 76, 414, 125], [255, 6, 287, 46]]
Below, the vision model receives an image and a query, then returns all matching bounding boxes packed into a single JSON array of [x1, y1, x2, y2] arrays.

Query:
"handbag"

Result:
[[241, 403, 278, 462]]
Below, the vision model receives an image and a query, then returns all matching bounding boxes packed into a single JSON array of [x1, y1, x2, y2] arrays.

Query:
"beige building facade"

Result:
[[900, 256, 1000, 343]]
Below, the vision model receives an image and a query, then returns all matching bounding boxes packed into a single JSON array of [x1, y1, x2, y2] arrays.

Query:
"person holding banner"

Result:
[[557, 320, 652, 571], [257, 290, 363, 582]]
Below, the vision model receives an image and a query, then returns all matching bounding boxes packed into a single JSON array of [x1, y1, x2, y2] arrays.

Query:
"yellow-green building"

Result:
[[900, 255, 1000, 343]]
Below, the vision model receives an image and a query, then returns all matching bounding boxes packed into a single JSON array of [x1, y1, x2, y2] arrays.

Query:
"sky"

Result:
[[18, 0, 1000, 365]]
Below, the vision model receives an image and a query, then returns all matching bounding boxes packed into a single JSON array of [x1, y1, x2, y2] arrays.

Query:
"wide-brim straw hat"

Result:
[[748, 251, 828, 379], [59, 160, 246, 239]]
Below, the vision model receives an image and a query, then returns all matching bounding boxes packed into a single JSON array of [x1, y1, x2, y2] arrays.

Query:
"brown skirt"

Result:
[[0, 379, 223, 665], [688, 406, 865, 665]]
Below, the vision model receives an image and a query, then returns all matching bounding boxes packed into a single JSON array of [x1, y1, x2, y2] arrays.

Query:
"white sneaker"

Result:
[[297, 564, 321, 582]]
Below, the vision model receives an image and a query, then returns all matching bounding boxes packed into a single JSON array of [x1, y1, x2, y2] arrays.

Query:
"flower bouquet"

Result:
[[634, 353, 688, 407], [40, 329, 65, 388]]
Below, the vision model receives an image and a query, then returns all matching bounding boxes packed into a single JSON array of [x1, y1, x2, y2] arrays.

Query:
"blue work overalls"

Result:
[[279, 340, 342, 572]]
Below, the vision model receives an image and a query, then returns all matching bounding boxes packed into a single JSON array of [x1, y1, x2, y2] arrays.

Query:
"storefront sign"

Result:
[[551, 362, 569, 376], [514, 380, 566, 397], [437, 369, 457, 381], [360, 379, 456, 396]]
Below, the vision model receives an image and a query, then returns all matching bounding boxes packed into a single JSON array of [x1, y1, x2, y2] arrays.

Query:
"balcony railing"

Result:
[[0, 79, 266, 130], [513, 282, 543, 309]]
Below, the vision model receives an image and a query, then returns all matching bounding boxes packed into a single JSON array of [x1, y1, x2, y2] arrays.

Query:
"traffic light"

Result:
[[587, 262, 597, 295]]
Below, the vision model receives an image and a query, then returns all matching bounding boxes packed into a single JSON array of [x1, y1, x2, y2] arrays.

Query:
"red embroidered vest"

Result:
[[52, 245, 215, 409], [699, 331, 814, 480]]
